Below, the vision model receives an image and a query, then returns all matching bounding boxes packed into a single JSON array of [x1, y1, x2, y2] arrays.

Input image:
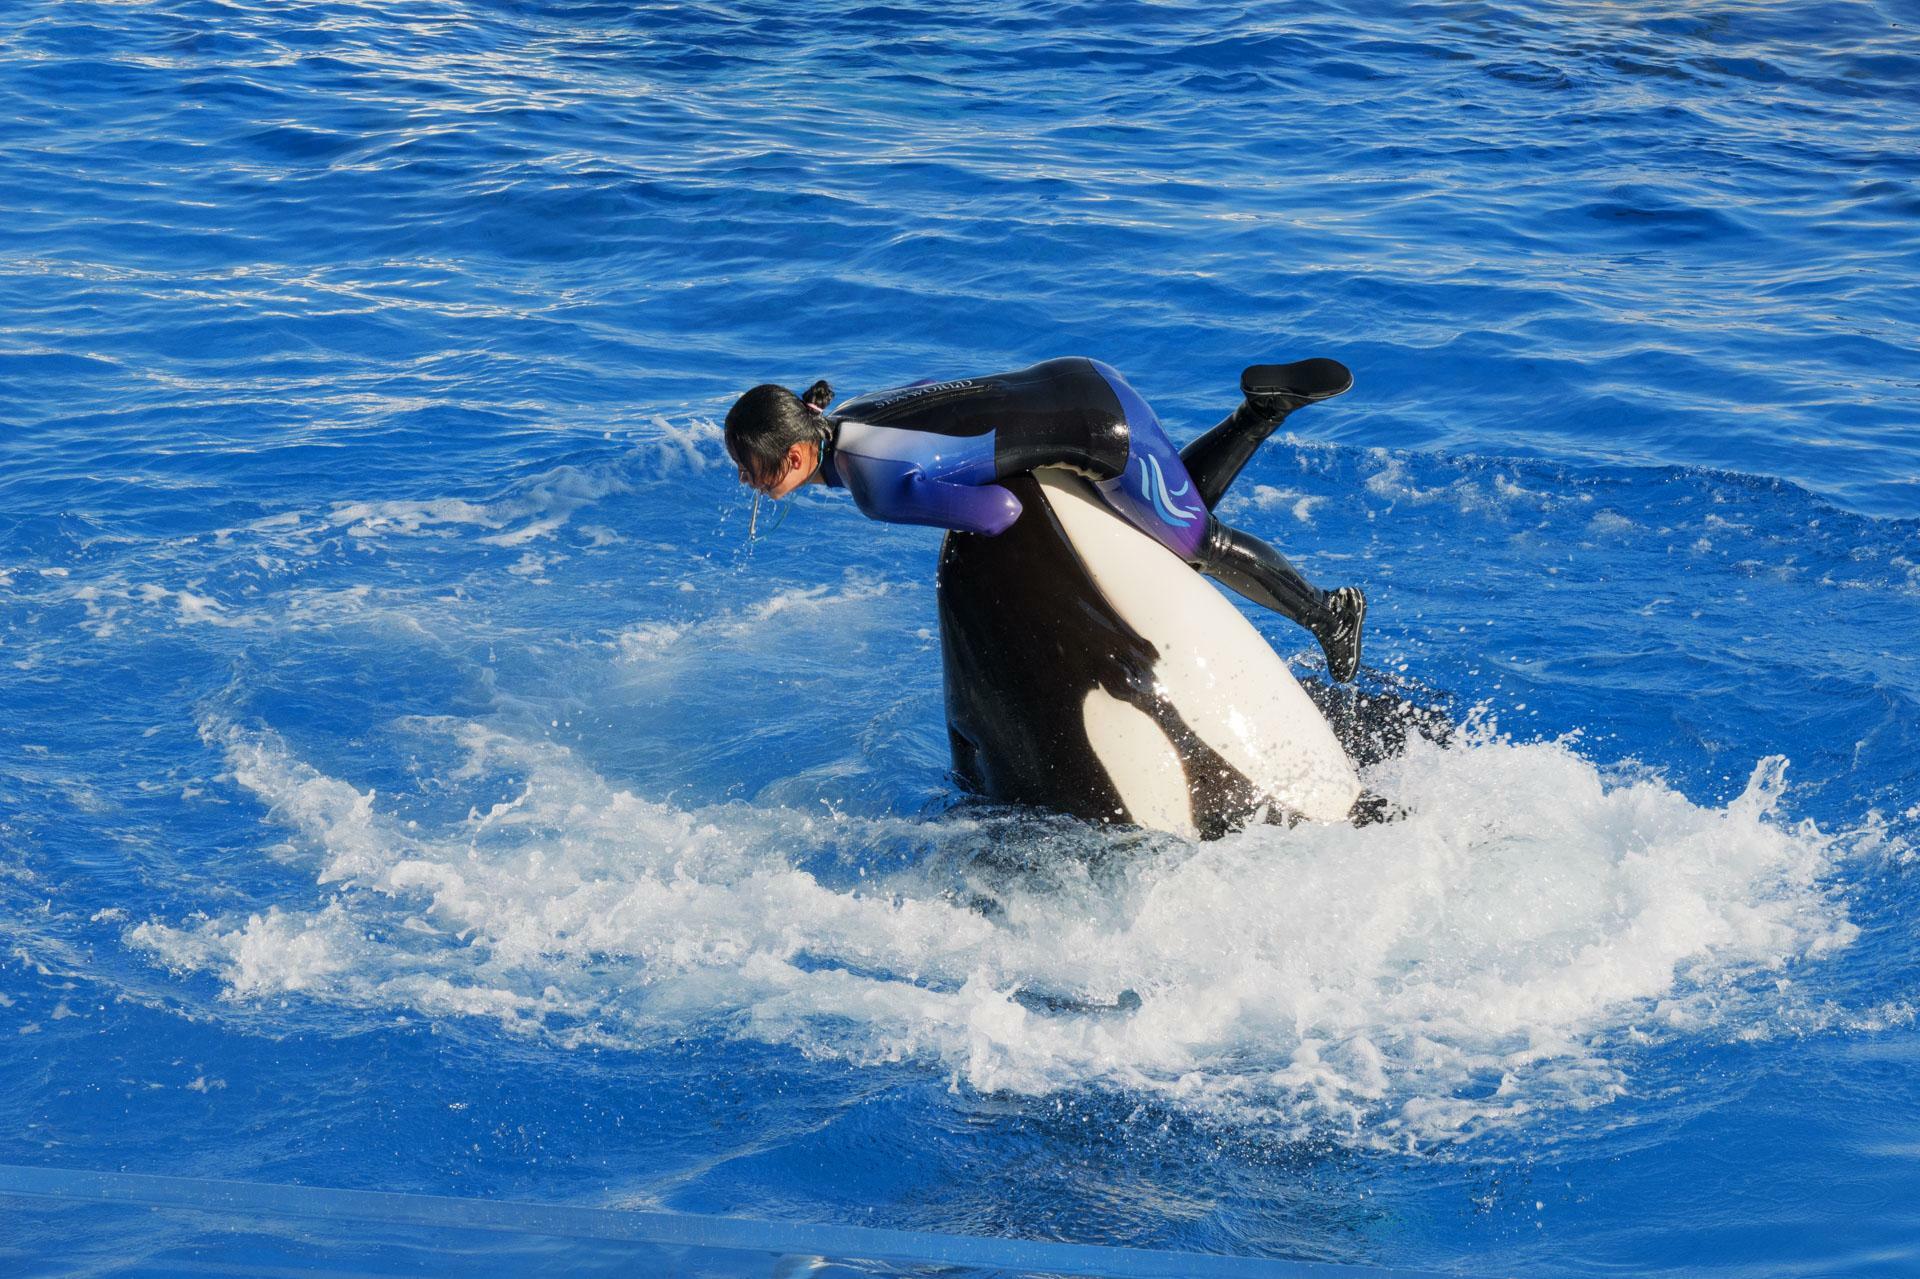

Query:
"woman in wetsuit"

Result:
[[724, 357, 1367, 681]]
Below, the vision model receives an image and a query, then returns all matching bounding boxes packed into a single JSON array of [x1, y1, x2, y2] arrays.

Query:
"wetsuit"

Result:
[[823, 357, 1333, 630]]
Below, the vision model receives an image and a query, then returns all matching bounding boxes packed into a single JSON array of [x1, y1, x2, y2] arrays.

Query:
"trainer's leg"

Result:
[[1080, 364, 1368, 680], [1195, 517, 1367, 682], [1195, 517, 1324, 623], [1181, 358, 1352, 509]]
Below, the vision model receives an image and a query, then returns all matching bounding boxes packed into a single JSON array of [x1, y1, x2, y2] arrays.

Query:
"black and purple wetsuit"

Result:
[[822, 357, 1211, 562], [812, 354, 1363, 678]]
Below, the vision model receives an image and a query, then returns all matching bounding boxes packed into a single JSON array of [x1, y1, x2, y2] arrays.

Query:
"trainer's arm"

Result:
[[843, 457, 1023, 536]]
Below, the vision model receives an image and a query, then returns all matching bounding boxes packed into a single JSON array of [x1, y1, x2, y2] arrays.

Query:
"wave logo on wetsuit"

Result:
[[1139, 453, 1201, 526]]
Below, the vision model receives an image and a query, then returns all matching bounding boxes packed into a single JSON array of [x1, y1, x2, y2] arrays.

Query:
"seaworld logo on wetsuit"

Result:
[[864, 379, 978, 410]]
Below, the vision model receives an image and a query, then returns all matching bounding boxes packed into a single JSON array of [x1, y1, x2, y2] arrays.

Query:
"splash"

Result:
[[132, 714, 1856, 1149]]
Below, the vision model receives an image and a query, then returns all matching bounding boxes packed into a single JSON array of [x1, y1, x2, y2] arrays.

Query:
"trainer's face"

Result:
[[740, 441, 817, 499]]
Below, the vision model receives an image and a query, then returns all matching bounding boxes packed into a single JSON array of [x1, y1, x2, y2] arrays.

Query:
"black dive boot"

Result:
[[1180, 358, 1353, 509], [1311, 586, 1367, 683]]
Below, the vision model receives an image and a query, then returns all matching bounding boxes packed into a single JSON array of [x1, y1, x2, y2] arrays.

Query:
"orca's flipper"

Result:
[[1180, 358, 1352, 509]]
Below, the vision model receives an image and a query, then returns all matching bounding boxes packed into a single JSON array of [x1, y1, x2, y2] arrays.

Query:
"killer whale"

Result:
[[938, 467, 1362, 839]]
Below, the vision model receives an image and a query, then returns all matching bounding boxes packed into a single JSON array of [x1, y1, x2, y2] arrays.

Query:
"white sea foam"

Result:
[[1588, 510, 1635, 535], [613, 572, 896, 662], [131, 714, 1857, 1149], [64, 579, 263, 636], [1218, 485, 1326, 524], [1361, 450, 1601, 522], [326, 463, 630, 548], [225, 422, 724, 554]]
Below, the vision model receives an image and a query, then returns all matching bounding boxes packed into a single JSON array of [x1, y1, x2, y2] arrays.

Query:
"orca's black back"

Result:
[[938, 474, 1145, 819]]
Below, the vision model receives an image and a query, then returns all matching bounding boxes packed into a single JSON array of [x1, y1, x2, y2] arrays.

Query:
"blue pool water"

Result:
[[3, 0, 1918, 1273]]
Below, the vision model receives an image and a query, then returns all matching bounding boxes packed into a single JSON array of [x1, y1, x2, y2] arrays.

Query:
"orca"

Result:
[[937, 468, 1362, 840]]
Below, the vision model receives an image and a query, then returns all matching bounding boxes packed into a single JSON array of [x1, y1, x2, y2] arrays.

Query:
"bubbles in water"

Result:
[[132, 712, 1856, 1150]]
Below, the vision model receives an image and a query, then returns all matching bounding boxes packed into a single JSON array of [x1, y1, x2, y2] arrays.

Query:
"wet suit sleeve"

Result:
[[838, 454, 1024, 536]]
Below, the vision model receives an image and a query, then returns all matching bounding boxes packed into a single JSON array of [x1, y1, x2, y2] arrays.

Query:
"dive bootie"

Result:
[[1313, 586, 1366, 683], [1181, 358, 1354, 510], [1239, 358, 1354, 419]]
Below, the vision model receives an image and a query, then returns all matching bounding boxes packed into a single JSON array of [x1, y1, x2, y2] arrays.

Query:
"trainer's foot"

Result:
[[1241, 358, 1353, 420], [1314, 586, 1366, 682]]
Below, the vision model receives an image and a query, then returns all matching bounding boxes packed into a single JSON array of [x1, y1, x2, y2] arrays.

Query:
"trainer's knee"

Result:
[[1191, 513, 1220, 562]]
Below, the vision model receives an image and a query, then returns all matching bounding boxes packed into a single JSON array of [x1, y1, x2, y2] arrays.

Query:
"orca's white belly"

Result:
[[1038, 471, 1360, 836]]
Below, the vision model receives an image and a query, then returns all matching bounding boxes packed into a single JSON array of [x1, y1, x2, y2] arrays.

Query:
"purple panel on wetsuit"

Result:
[[1087, 361, 1209, 561], [829, 420, 1021, 536]]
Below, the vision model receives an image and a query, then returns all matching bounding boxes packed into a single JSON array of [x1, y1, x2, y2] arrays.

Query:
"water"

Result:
[[2, 0, 1917, 1273]]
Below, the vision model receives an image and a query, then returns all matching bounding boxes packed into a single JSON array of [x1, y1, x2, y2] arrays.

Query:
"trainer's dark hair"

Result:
[[725, 379, 833, 485]]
